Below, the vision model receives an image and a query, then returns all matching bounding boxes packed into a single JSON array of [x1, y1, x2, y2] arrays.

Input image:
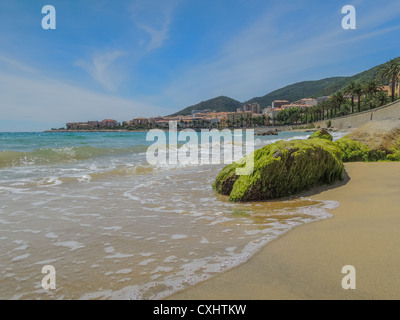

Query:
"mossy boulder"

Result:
[[213, 139, 344, 202], [334, 138, 372, 162], [335, 120, 400, 162], [309, 129, 333, 141]]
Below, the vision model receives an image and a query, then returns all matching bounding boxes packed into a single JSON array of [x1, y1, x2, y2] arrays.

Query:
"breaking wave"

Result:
[[0, 145, 149, 168]]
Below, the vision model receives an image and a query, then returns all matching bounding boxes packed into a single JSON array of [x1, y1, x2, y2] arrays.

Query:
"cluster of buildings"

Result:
[[264, 98, 321, 118], [63, 83, 400, 131], [381, 83, 400, 98], [64, 102, 268, 131], [66, 119, 120, 130], [63, 100, 319, 131]]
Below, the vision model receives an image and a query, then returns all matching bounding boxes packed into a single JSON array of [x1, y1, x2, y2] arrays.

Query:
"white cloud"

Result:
[[131, 0, 179, 51], [164, 1, 400, 107], [75, 50, 127, 92], [137, 22, 171, 51], [0, 70, 169, 130], [0, 55, 37, 74]]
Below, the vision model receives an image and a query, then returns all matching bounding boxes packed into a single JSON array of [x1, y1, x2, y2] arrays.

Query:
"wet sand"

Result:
[[168, 162, 400, 299]]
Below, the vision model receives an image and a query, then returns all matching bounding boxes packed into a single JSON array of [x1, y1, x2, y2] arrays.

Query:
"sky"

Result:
[[0, 0, 400, 131]]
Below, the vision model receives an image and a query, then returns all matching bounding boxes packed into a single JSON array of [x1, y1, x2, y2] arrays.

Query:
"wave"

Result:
[[0, 145, 149, 168]]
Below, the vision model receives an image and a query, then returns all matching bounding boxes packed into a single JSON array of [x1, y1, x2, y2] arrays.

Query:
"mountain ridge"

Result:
[[170, 58, 394, 116]]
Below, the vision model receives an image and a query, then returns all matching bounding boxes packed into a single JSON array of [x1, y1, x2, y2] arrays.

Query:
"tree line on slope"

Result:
[[275, 58, 400, 126]]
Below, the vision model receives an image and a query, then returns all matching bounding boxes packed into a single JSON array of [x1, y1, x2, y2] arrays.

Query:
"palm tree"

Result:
[[322, 99, 333, 119], [325, 99, 333, 119], [311, 105, 319, 122], [364, 80, 382, 109], [317, 104, 323, 121], [352, 82, 363, 113], [319, 100, 331, 120], [332, 91, 345, 117], [344, 81, 358, 113], [298, 108, 305, 124], [380, 58, 400, 102], [374, 91, 390, 107]]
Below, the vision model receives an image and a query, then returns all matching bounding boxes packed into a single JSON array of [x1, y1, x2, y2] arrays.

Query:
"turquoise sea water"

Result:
[[0, 130, 344, 299]]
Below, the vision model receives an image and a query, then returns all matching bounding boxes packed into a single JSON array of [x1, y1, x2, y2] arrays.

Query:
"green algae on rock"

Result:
[[334, 138, 372, 162], [309, 129, 333, 141], [334, 120, 400, 162], [213, 139, 344, 202]]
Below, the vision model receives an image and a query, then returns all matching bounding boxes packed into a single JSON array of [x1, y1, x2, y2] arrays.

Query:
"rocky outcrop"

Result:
[[214, 120, 400, 202], [309, 129, 333, 141], [335, 120, 400, 161], [213, 139, 344, 202], [256, 129, 278, 136]]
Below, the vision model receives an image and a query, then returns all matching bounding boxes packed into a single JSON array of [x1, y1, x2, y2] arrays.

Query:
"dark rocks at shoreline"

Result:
[[255, 129, 278, 136]]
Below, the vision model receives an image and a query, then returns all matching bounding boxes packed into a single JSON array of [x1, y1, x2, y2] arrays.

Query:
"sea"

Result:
[[0, 130, 346, 299]]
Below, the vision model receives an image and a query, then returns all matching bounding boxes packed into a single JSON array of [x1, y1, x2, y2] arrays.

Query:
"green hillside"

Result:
[[170, 96, 242, 116], [312, 63, 385, 97], [247, 60, 390, 108], [246, 77, 346, 107], [170, 58, 397, 115]]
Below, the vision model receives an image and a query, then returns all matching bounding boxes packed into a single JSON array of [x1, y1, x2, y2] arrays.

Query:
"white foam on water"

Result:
[[45, 232, 58, 239], [34, 259, 59, 265], [139, 259, 156, 266], [151, 266, 174, 274], [164, 256, 178, 263], [104, 246, 115, 253], [11, 253, 30, 262], [115, 269, 132, 275], [54, 241, 85, 251], [12, 229, 41, 234], [37, 177, 63, 187], [200, 237, 209, 244], [171, 234, 188, 240], [121, 199, 339, 300], [77, 175, 92, 183], [102, 226, 122, 231], [0, 218, 13, 225], [139, 252, 154, 257], [105, 253, 134, 259], [13, 244, 29, 251]]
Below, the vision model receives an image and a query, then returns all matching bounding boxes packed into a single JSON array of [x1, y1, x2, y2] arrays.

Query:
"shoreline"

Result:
[[168, 162, 400, 300], [43, 129, 148, 133], [43, 126, 346, 133]]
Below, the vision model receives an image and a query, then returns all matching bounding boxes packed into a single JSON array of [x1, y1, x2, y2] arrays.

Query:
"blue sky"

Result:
[[0, 0, 400, 131]]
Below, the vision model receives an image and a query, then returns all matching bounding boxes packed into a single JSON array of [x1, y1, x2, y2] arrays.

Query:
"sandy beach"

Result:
[[169, 162, 400, 300]]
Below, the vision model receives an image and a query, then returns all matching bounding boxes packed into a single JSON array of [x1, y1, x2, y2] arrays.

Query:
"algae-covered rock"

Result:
[[336, 120, 400, 162], [213, 139, 344, 202], [309, 129, 333, 141], [334, 138, 372, 162]]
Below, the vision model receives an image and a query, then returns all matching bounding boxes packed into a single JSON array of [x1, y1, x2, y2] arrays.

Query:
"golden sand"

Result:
[[168, 162, 400, 300]]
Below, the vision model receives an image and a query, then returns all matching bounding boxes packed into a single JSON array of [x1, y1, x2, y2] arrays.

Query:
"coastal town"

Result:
[[52, 79, 399, 132]]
